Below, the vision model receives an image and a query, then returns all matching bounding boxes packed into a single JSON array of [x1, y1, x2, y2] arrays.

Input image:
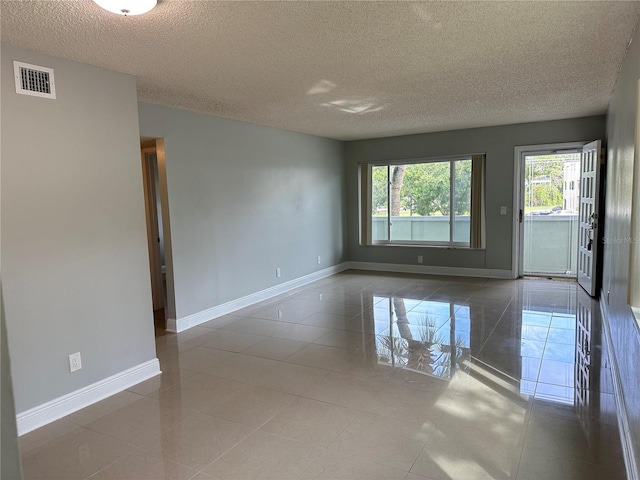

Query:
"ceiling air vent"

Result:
[[13, 61, 56, 99]]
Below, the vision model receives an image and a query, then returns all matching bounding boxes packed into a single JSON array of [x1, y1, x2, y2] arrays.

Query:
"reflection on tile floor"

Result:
[[20, 271, 626, 479]]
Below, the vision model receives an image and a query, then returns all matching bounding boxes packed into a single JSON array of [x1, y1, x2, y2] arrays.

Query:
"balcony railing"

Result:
[[372, 215, 578, 276], [523, 214, 578, 276]]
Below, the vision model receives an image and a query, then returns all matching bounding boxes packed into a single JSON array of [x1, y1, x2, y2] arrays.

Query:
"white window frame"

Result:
[[363, 155, 474, 248]]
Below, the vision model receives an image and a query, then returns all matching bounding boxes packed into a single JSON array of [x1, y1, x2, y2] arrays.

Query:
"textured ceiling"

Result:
[[2, 1, 639, 140]]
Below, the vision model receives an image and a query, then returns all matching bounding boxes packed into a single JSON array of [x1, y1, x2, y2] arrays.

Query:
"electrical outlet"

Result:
[[69, 352, 82, 373], [500, 206, 507, 215], [276, 268, 281, 278], [317, 256, 321, 264], [417, 255, 423, 264]]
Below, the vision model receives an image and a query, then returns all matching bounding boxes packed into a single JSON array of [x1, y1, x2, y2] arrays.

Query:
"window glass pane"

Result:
[[390, 162, 451, 242], [454, 159, 472, 243], [372, 165, 389, 242]]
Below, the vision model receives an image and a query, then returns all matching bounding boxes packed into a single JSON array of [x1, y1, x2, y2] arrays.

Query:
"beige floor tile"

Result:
[[313, 329, 375, 351], [363, 381, 453, 424], [273, 323, 333, 342], [155, 340, 194, 362], [389, 366, 463, 392], [522, 412, 603, 464], [327, 281, 378, 293], [255, 360, 329, 395], [305, 291, 370, 306], [207, 353, 279, 384], [246, 299, 324, 322], [199, 330, 268, 352], [516, 453, 610, 480], [405, 473, 437, 480], [410, 428, 520, 480], [138, 411, 252, 470], [318, 302, 371, 317], [127, 363, 198, 396], [85, 396, 199, 447], [327, 412, 432, 471], [170, 346, 235, 372], [198, 314, 245, 329], [219, 317, 291, 336], [286, 343, 355, 371], [332, 355, 399, 381], [203, 430, 324, 480], [21, 427, 133, 480], [260, 397, 358, 447], [18, 273, 625, 480], [66, 390, 145, 426], [302, 371, 382, 410], [300, 454, 407, 479], [190, 473, 216, 480], [200, 383, 295, 428], [151, 373, 247, 412], [89, 453, 197, 479], [300, 312, 363, 330], [174, 326, 217, 345], [241, 336, 309, 360], [19, 418, 81, 456]]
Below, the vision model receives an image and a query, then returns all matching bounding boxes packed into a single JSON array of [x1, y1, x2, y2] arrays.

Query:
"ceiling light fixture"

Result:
[[92, 0, 157, 16]]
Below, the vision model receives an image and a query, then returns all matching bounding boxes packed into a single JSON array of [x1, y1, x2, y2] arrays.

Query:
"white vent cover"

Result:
[[13, 61, 56, 99]]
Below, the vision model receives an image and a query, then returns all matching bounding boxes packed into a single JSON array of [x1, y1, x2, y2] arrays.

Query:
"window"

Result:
[[360, 154, 485, 248]]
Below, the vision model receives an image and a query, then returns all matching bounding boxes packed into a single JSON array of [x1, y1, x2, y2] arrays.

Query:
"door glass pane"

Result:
[[372, 165, 389, 242], [523, 153, 581, 276], [453, 159, 471, 243], [390, 162, 451, 242]]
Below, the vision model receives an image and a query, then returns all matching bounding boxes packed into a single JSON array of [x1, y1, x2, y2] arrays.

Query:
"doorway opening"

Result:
[[513, 142, 586, 279], [141, 138, 176, 337], [513, 141, 604, 294], [522, 151, 581, 277]]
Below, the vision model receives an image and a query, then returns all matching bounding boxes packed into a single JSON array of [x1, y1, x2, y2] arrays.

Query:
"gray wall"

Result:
[[138, 103, 346, 320], [1, 46, 156, 413], [345, 116, 605, 272], [602, 23, 640, 471], [1, 292, 22, 480]]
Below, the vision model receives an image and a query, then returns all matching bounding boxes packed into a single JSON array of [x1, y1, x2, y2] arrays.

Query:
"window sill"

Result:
[[363, 243, 485, 250]]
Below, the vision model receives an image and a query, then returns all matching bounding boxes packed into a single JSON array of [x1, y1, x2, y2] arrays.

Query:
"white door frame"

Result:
[[512, 142, 587, 278]]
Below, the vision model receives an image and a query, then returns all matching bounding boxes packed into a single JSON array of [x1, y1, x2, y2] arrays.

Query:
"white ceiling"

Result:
[[2, 1, 639, 140]]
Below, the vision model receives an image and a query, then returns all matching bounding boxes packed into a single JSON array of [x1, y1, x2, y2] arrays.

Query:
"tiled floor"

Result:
[[19, 271, 626, 479]]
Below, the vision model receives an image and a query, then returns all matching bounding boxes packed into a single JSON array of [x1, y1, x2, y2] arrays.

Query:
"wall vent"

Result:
[[13, 61, 56, 99]]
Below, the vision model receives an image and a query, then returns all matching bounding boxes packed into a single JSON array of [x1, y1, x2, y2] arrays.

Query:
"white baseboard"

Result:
[[167, 261, 515, 333], [347, 261, 514, 279], [599, 292, 638, 480], [167, 263, 351, 333], [16, 359, 161, 436]]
